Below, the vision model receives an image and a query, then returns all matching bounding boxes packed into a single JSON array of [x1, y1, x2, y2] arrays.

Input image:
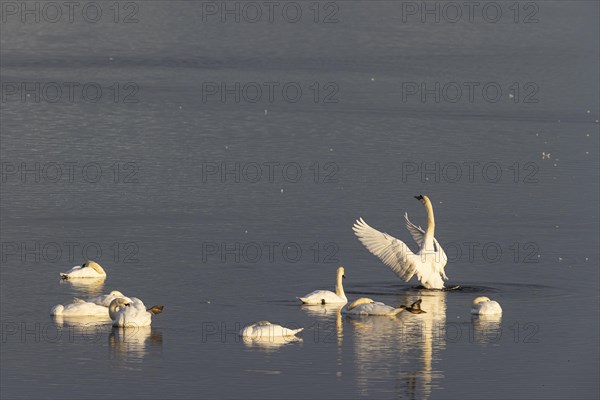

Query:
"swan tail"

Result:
[[60, 273, 69, 279], [147, 305, 164, 315], [289, 327, 304, 336], [50, 304, 64, 315], [297, 297, 309, 304]]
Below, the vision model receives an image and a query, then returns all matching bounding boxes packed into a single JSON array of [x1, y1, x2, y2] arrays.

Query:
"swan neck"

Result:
[[423, 199, 436, 248], [87, 261, 105, 275], [335, 273, 345, 299], [109, 301, 118, 320]]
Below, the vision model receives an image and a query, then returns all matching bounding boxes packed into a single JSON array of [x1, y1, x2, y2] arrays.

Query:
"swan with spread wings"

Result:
[[353, 195, 448, 289]]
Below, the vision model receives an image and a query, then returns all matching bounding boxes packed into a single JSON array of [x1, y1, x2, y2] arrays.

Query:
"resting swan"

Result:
[[51, 298, 116, 317], [353, 195, 448, 289], [83, 290, 126, 307], [60, 260, 106, 279], [109, 297, 164, 327], [240, 321, 304, 338], [297, 266, 347, 305], [342, 298, 426, 316], [471, 296, 502, 315]]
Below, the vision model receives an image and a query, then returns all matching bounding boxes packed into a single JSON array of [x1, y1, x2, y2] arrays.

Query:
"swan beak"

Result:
[[414, 195, 426, 204], [342, 274, 347, 279]]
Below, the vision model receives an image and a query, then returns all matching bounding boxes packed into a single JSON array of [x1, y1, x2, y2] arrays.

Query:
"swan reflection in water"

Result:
[[471, 314, 502, 345], [348, 290, 446, 400], [59, 277, 106, 297], [241, 334, 303, 352], [52, 314, 112, 337], [300, 304, 344, 347], [109, 326, 163, 363]]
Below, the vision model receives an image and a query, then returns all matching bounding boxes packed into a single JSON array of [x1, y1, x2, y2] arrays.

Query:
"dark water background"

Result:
[[1, 1, 598, 399]]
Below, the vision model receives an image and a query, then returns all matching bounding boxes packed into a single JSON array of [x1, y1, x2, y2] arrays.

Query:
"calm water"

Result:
[[1, 1, 599, 399]]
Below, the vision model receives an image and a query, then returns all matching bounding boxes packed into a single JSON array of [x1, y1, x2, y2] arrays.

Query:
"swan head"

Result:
[[109, 290, 124, 297], [109, 297, 130, 309], [337, 266, 346, 279], [347, 298, 374, 310], [414, 195, 430, 205], [472, 296, 491, 307]]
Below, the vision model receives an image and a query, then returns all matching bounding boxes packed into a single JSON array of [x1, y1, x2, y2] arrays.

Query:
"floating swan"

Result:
[[109, 297, 164, 327], [297, 266, 347, 305], [353, 195, 448, 289], [51, 298, 115, 317], [343, 298, 426, 316], [239, 321, 304, 338], [60, 260, 107, 279], [470, 296, 502, 315], [83, 290, 127, 307]]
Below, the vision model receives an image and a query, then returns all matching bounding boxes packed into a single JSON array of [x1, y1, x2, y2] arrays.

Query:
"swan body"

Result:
[[342, 298, 404, 316], [51, 299, 113, 317], [471, 296, 502, 315], [60, 260, 106, 279], [342, 298, 426, 316], [353, 195, 448, 289], [240, 321, 304, 337], [109, 297, 164, 327], [298, 266, 347, 305], [84, 290, 126, 307]]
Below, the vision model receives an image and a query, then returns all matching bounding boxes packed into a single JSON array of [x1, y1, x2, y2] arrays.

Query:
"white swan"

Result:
[[342, 298, 404, 316], [60, 260, 107, 279], [83, 290, 126, 307], [297, 266, 347, 305], [109, 297, 164, 327], [50, 298, 114, 317], [239, 321, 304, 338], [470, 296, 502, 315], [342, 298, 426, 316], [353, 195, 448, 289]]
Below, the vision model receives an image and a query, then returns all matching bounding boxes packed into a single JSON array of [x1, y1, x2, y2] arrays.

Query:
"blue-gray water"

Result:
[[1, 1, 598, 399]]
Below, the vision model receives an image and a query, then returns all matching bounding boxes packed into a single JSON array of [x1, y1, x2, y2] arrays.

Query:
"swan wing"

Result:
[[404, 212, 427, 247], [353, 218, 420, 282]]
